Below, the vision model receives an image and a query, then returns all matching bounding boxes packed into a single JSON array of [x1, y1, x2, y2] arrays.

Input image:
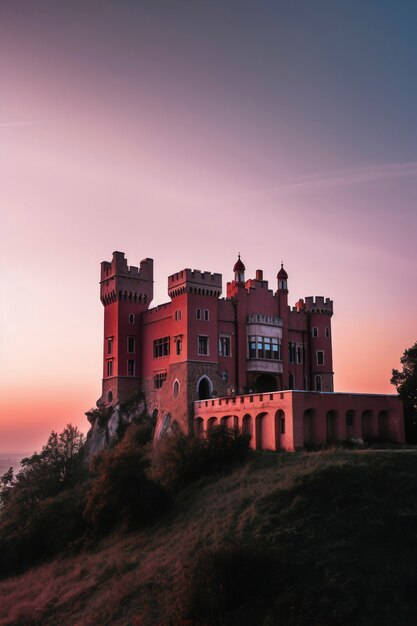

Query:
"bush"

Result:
[[84, 437, 171, 533], [0, 482, 88, 578], [153, 425, 251, 490]]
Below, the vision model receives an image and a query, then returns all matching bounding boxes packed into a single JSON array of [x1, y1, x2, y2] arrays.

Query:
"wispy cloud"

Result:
[[265, 161, 417, 195], [0, 119, 57, 129]]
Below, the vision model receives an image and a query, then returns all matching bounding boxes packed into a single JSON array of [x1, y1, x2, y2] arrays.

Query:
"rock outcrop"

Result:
[[84, 395, 148, 461]]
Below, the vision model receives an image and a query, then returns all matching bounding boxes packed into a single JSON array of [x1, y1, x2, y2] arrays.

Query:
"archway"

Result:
[[303, 409, 316, 446], [242, 414, 253, 439], [195, 417, 204, 438], [326, 410, 338, 443], [255, 412, 268, 450], [345, 410, 355, 440], [362, 410, 375, 441], [256, 374, 278, 393], [221, 415, 232, 427], [197, 376, 212, 400], [207, 416, 218, 433], [275, 410, 285, 450], [378, 410, 391, 441]]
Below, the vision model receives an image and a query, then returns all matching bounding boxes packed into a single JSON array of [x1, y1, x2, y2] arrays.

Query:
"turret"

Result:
[[233, 254, 246, 284], [100, 251, 154, 406], [277, 263, 288, 292]]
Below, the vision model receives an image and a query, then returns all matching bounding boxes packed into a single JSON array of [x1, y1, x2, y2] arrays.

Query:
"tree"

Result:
[[0, 424, 85, 512], [391, 342, 417, 443]]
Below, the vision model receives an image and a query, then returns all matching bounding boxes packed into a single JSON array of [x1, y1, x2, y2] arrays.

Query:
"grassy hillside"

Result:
[[1, 449, 417, 625]]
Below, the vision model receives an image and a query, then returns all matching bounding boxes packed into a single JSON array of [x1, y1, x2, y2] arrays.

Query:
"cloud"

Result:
[[265, 161, 417, 195], [0, 119, 57, 128]]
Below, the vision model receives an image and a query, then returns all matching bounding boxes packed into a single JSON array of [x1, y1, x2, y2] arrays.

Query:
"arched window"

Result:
[[315, 375, 322, 392], [129, 313, 135, 324], [173, 380, 180, 399], [107, 390, 113, 403]]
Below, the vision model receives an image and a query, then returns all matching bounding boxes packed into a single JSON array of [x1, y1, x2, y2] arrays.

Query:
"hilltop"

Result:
[[1, 449, 417, 625]]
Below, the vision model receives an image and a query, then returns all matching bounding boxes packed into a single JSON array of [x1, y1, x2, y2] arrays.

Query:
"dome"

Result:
[[277, 263, 288, 279], [233, 254, 246, 273]]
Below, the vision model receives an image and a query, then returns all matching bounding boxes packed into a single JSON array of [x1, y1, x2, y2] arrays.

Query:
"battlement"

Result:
[[168, 268, 222, 298], [101, 251, 153, 282], [298, 296, 333, 315], [100, 252, 154, 307]]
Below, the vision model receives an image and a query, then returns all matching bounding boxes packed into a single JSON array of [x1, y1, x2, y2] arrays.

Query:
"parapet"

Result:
[[101, 251, 153, 282], [168, 268, 222, 298], [300, 296, 333, 315], [100, 252, 154, 306]]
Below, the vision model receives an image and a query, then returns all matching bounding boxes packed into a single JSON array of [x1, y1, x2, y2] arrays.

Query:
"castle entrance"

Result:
[[198, 376, 211, 400], [255, 374, 278, 393]]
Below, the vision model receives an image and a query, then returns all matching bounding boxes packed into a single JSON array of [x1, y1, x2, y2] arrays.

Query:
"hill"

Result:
[[1, 449, 417, 625]]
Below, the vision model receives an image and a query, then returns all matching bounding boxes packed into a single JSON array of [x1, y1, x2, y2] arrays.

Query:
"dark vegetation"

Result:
[[0, 422, 249, 577], [392, 341, 417, 442], [2, 419, 417, 624]]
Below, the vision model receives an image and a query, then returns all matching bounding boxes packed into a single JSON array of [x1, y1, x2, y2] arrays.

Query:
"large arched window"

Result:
[[197, 375, 212, 400]]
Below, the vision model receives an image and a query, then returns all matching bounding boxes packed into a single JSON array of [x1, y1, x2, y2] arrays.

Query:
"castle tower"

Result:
[[304, 296, 334, 392], [99, 251, 153, 406]]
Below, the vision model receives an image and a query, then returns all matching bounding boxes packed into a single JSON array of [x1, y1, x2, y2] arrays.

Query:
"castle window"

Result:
[[153, 337, 170, 358], [288, 342, 296, 363], [204, 309, 209, 321], [176, 338, 182, 355], [106, 360, 113, 377], [219, 335, 231, 357], [173, 379, 180, 399], [107, 390, 113, 402], [317, 350, 324, 366], [198, 336, 209, 356], [107, 337, 113, 354], [312, 327, 318, 338], [289, 373, 294, 389], [129, 313, 135, 324], [315, 375, 322, 392], [127, 360, 135, 376], [154, 372, 167, 389], [248, 336, 281, 360], [280, 417, 285, 434], [196, 308, 201, 320], [296, 345, 303, 364], [175, 309, 182, 321], [325, 327, 330, 338], [127, 337, 136, 353]]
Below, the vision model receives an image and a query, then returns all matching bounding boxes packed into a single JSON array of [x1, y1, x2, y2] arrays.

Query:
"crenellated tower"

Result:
[[297, 296, 334, 392], [99, 251, 153, 406]]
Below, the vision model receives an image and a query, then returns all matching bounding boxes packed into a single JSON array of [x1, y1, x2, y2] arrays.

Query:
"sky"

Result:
[[1, 0, 416, 453]]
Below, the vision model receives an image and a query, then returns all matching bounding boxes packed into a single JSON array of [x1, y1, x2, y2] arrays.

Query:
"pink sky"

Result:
[[1, 1, 416, 452]]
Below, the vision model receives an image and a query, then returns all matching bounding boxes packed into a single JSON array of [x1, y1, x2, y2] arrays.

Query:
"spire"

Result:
[[277, 262, 288, 291], [233, 253, 245, 283]]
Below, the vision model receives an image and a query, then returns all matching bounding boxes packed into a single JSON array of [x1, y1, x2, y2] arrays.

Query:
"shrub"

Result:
[[84, 437, 171, 533], [153, 425, 251, 490]]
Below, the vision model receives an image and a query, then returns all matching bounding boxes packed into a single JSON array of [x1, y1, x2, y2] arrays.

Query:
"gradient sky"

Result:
[[1, 0, 416, 452]]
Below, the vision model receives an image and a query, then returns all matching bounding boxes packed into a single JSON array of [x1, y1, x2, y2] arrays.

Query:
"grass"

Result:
[[1, 449, 417, 625]]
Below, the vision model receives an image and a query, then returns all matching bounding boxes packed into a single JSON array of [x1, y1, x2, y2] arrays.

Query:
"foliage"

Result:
[[0, 424, 85, 513], [153, 424, 251, 490], [84, 435, 171, 532], [0, 425, 86, 577], [391, 341, 417, 442]]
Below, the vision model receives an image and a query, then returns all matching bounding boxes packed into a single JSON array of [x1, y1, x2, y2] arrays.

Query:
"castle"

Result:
[[97, 251, 404, 450]]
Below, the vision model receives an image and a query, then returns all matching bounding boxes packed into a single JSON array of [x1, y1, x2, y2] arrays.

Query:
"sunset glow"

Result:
[[1, 1, 416, 452]]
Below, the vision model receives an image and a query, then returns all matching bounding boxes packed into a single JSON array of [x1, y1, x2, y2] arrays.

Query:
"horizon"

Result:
[[1, 0, 416, 453]]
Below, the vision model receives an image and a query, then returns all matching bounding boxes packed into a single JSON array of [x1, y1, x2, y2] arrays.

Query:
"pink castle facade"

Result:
[[98, 251, 404, 449]]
